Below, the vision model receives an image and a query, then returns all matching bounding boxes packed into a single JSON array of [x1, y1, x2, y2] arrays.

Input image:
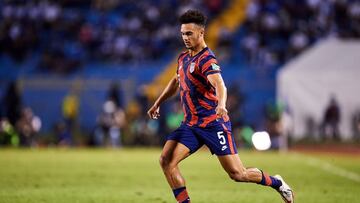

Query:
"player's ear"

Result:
[[199, 27, 205, 37]]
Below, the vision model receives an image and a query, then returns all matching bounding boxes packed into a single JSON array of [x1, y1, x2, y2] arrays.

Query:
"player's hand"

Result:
[[147, 104, 160, 119], [215, 105, 228, 119]]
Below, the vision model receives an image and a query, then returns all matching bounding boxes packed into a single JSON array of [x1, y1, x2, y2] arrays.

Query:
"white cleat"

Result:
[[274, 175, 294, 203]]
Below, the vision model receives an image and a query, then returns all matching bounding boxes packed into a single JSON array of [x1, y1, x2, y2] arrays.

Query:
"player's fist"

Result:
[[215, 105, 228, 119], [147, 105, 160, 119]]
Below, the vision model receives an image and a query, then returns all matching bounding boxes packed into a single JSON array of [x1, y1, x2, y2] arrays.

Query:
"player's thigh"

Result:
[[160, 140, 191, 167]]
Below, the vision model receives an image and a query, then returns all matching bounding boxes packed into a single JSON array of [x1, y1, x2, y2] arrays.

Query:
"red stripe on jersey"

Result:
[[199, 114, 217, 128], [221, 123, 235, 154], [178, 51, 188, 61], [201, 58, 218, 74], [204, 91, 217, 101], [192, 55, 208, 81], [198, 98, 212, 110], [178, 54, 187, 64], [178, 62, 189, 91], [180, 91, 187, 122], [185, 92, 198, 125], [197, 50, 210, 63]]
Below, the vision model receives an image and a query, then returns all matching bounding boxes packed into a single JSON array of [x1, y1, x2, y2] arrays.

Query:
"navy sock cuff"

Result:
[[173, 186, 186, 197]]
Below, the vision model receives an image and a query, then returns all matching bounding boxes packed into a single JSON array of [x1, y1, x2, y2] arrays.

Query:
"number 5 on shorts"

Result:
[[217, 131, 226, 145]]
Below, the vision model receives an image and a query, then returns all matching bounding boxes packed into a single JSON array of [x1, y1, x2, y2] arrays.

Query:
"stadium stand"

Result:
[[0, 0, 359, 147]]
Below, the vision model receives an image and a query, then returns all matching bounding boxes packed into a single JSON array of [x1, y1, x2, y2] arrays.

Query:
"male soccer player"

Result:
[[147, 10, 294, 203]]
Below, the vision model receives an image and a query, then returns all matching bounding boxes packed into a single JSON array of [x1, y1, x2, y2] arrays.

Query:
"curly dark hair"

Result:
[[179, 10, 207, 27]]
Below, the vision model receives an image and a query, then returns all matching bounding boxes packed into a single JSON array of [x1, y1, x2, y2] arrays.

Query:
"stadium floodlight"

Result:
[[252, 131, 271, 151]]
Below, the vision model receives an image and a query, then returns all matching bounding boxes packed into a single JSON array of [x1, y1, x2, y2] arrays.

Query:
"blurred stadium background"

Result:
[[1, 0, 360, 149], [0, 0, 360, 203]]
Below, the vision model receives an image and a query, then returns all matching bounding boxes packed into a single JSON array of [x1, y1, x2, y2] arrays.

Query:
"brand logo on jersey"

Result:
[[189, 62, 195, 73], [211, 63, 220, 71], [179, 65, 182, 70], [221, 145, 228, 151]]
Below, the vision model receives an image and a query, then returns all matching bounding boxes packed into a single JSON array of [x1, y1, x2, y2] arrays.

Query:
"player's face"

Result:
[[181, 23, 204, 50]]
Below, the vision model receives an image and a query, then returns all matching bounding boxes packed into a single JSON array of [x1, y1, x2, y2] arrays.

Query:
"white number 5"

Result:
[[217, 131, 226, 145]]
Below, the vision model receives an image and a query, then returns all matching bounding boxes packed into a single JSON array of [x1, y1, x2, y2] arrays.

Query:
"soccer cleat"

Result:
[[274, 175, 294, 203]]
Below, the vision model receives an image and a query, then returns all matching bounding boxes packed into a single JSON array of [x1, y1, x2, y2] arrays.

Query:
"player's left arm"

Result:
[[207, 73, 228, 118]]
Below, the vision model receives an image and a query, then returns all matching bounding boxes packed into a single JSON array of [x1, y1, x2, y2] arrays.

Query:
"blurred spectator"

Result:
[[264, 101, 285, 149], [15, 107, 41, 147], [62, 86, 80, 135], [130, 115, 159, 146], [321, 96, 341, 141], [93, 82, 126, 147], [94, 99, 126, 147], [217, 27, 233, 61], [107, 82, 124, 109], [127, 85, 161, 145], [2, 81, 22, 126], [241, 32, 260, 65]]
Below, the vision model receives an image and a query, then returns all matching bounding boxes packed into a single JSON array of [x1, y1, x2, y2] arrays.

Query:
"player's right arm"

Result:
[[147, 73, 179, 119]]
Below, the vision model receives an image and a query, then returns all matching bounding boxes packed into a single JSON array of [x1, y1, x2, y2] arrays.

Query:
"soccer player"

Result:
[[147, 10, 294, 203]]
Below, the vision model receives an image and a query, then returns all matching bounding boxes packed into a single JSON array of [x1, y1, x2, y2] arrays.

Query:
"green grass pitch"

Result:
[[0, 148, 359, 203]]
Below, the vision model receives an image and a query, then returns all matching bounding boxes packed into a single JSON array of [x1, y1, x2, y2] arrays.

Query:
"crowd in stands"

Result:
[[0, 0, 227, 74], [1, 1, 360, 148], [240, 0, 360, 68]]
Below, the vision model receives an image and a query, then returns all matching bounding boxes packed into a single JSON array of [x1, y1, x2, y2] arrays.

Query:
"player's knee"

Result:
[[159, 155, 168, 169], [159, 155, 174, 171]]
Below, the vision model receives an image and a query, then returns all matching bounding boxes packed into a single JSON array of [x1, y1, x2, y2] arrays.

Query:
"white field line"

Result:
[[293, 153, 360, 183]]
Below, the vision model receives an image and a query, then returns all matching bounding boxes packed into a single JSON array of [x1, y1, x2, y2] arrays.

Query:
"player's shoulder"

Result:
[[178, 50, 188, 61], [203, 47, 216, 57], [197, 48, 218, 67], [199, 47, 217, 62]]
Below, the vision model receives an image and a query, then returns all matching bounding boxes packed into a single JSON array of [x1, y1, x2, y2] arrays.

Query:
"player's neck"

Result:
[[189, 42, 207, 57]]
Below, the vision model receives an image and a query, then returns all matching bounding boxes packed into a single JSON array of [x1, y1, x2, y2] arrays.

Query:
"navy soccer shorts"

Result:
[[166, 121, 238, 156]]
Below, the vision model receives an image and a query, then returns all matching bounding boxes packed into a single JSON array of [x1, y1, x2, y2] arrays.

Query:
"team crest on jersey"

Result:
[[189, 62, 195, 73], [211, 63, 220, 70]]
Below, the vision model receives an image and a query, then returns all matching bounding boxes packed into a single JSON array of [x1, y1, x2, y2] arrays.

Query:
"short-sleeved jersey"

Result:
[[177, 47, 228, 128]]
